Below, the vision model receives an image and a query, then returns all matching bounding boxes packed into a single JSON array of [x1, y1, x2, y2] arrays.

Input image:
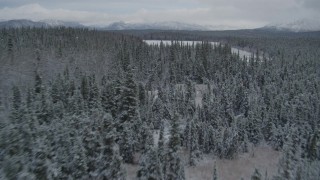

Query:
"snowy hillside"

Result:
[[0, 19, 84, 28], [40, 19, 85, 28], [0, 19, 47, 28], [262, 19, 320, 32], [0, 19, 238, 31], [103, 21, 211, 31]]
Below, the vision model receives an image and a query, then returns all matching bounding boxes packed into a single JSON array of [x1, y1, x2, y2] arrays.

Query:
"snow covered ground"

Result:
[[147, 84, 208, 108], [125, 144, 281, 180], [187, 145, 280, 180]]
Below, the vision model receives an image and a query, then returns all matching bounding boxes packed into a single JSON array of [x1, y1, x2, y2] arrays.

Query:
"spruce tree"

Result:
[[88, 75, 101, 112], [101, 81, 116, 114], [97, 114, 125, 180], [166, 113, 185, 180], [189, 118, 201, 166], [81, 75, 89, 102], [306, 132, 319, 160], [32, 140, 48, 180], [71, 138, 88, 179], [137, 127, 163, 180], [278, 131, 297, 180], [10, 86, 22, 122], [158, 122, 167, 179], [251, 168, 262, 180], [34, 71, 42, 95], [212, 162, 218, 180], [118, 67, 141, 162], [83, 126, 101, 178]]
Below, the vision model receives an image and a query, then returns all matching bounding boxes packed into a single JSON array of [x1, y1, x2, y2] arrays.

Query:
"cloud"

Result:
[[0, 4, 115, 25], [0, 3, 264, 28], [297, 0, 320, 10], [196, 0, 320, 22], [0, 1, 319, 29]]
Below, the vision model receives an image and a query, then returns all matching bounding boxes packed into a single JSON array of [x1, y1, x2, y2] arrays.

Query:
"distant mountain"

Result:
[[102, 21, 211, 31], [40, 19, 85, 28], [261, 19, 320, 32], [0, 19, 85, 28], [0, 20, 211, 30], [0, 19, 47, 28]]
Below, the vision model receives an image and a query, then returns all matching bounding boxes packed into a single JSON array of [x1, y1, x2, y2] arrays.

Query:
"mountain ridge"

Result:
[[0, 19, 85, 28], [261, 19, 320, 32], [1, 19, 320, 32]]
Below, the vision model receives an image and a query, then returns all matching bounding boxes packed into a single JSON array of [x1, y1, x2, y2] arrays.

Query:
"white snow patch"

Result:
[[153, 130, 160, 147], [147, 90, 158, 102], [186, 145, 281, 180], [195, 84, 209, 108], [231, 47, 253, 60], [126, 145, 280, 180]]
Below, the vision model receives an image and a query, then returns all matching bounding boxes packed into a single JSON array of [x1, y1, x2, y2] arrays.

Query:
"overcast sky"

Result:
[[0, 0, 319, 29]]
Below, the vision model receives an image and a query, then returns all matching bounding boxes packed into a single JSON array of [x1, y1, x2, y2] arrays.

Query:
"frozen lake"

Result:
[[143, 40, 254, 60]]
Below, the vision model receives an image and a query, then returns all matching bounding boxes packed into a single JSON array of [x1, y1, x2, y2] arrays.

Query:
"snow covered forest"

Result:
[[0, 27, 319, 180]]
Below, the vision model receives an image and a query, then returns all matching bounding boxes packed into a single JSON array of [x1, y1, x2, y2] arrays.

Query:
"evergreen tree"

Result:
[[137, 127, 163, 180], [32, 140, 48, 180], [119, 123, 135, 163], [118, 67, 141, 162], [251, 168, 262, 180], [81, 75, 89, 102], [158, 122, 167, 179], [306, 132, 319, 160], [34, 71, 42, 95], [69, 88, 85, 116], [97, 114, 125, 180], [166, 113, 185, 180], [83, 126, 101, 178], [212, 163, 218, 180], [88, 75, 101, 112], [101, 81, 116, 114], [10, 86, 22, 122], [278, 128, 301, 180], [189, 117, 201, 166]]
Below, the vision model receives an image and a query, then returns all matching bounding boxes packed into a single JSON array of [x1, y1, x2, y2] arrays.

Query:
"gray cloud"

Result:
[[298, 0, 320, 10], [0, 0, 319, 29]]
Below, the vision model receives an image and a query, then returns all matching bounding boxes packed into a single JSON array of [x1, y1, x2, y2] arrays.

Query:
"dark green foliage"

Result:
[[166, 113, 185, 180], [251, 168, 262, 180], [306, 132, 319, 161], [101, 81, 116, 114], [138, 82, 146, 106], [10, 86, 22, 122], [88, 75, 101, 111], [83, 126, 101, 177], [117, 67, 142, 162], [81, 75, 89, 101], [212, 163, 218, 180], [119, 124, 135, 163], [34, 71, 42, 95], [97, 114, 125, 180], [188, 117, 201, 166], [158, 122, 167, 178], [277, 127, 301, 180], [137, 127, 163, 180], [70, 138, 88, 179], [32, 142, 48, 180]]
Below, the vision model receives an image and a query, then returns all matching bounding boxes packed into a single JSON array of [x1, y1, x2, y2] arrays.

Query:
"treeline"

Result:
[[0, 27, 319, 179]]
